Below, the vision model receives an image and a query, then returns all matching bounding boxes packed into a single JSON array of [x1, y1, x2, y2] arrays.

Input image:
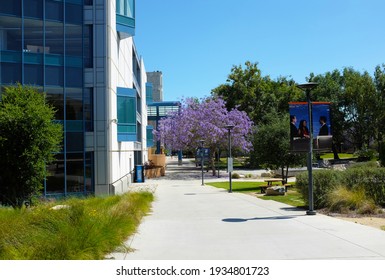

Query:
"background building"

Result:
[[0, 0, 148, 197], [146, 71, 163, 102]]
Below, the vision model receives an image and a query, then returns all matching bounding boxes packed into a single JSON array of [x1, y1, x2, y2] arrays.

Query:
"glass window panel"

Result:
[[66, 89, 83, 120], [45, 22, 64, 55], [0, 62, 21, 84], [24, 18, 44, 54], [117, 124, 136, 133], [45, 0, 63, 22], [66, 153, 84, 193], [126, 0, 135, 18], [45, 65, 63, 86], [84, 88, 93, 131], [65, 3, 82, 25], [66, 132, 84, 152], [24, 64, 43, 86], [0, 0, 21, 16], [24, 0, 43, 19], [45, 153, 65, 194], [117, 95, 136, 123], [84, 25, 93, 68], [65, 67, 82, 87], [0, 16, 22, 51], [45, 88, 64, 120], [65, 24, 82, 56], [85, 152, 93, 192], [116, 0, 124, 15]]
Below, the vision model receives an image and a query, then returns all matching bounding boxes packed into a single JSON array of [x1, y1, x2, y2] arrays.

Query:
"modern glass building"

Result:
[[0, 0, 149, 197]]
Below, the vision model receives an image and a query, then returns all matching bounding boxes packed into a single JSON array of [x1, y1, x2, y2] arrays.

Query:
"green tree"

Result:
[[341, 68, 377, 149], [250, 113, 305, 182], [310, 67, 378, 151], [309, 69, 345, 153], [374, 64, 385, 145], [212, 61, 273, 123], [0, 85, 62, 207]]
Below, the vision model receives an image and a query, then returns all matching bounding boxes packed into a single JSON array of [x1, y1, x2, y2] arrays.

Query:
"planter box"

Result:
[[144, 166, 165, 179]]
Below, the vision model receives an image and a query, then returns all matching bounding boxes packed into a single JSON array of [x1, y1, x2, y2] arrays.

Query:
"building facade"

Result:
[[146, 71, 163, 102], [0, 0, 148, 197]]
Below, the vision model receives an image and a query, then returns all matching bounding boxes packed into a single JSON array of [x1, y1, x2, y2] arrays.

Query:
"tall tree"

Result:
[[341, 68, 377, 149], [374, 64, 385, 146], [0, 85, 62, 207], [251, 113, 305, 182], [154, 97, 253, 175], [212, 61, 273, 123]]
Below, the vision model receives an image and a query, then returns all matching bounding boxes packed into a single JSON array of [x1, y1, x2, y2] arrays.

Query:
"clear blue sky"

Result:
[[135, 0, 385, 101]]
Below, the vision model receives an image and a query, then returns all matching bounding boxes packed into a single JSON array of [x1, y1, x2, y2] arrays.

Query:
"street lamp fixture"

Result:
[[199, 139, 205, 186], [225, 125, 235, 193], [296, 82, 318, 215]]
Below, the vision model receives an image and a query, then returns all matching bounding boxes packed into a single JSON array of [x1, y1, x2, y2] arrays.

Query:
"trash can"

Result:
[[134, 165, 145, 183]]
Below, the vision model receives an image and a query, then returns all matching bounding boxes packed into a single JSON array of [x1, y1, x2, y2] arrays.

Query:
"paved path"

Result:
[[109, 158, 385, 260]]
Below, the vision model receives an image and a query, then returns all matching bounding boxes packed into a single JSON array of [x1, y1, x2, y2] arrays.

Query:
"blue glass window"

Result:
[[66, 89, 83, 132], [24, 64, 43, 86], [0, 62, 21, 84], [84, 25, 93, 68], [45, 65, 64, 86], [65, 3, 82, 25], [84, 88, 93, 132], [146, 83, 153, 103], [117, 87, 137, 141], [66, 132, 84, 152], [0, 1, 21, 16], [45, 0, 63, 22], [116, 0, 135, 18], [45, 88, 64, 120], [66, 153, 84, 193], [24, 0, 43, 19], [45, 153, 65, 194], [65, 67, 82, 87], [147, 126, 154, 148]]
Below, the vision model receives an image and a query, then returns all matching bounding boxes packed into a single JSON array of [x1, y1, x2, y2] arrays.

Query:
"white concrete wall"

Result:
[[105, 0, 147, 194]]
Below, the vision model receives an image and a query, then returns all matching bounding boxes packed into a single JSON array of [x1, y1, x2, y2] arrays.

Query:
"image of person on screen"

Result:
[[319, 116, 329, 136], [290, 115, 298, 139], [298, 120, 310, 139]]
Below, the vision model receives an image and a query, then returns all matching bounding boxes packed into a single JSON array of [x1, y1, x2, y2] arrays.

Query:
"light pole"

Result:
[[297, 82, 318, 215], [225, 125, 235, 193], [199, 139, 205, 186]]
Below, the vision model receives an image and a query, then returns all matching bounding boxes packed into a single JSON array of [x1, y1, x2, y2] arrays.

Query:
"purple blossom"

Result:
[[154, 97, 253, 153]]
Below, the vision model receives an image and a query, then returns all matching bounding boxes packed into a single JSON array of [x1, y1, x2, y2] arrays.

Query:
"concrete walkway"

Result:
[[109, 158, 385, 260]]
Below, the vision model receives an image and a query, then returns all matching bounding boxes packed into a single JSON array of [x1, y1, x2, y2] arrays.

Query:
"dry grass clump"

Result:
[[327, 185, 379, 214]]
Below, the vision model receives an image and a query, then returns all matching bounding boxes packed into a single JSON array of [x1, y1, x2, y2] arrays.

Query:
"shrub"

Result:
[[296, 169, 343, 209], [378, 141, 385, 167], [231, 173, 240, 179], [354, 146, 378, 161], [0, 192, 153, 259], [347, 161, 379, 169], [327, 185, 378, 214], [344, 166, 385, 206]]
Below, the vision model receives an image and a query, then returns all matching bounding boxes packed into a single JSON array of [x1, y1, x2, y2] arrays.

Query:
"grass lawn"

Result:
[[320, 153, 354, 159], [206, 181, 306, 208]]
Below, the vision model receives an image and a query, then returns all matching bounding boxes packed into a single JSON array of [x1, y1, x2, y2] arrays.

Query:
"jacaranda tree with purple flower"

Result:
[[154, 97, 253, 175]]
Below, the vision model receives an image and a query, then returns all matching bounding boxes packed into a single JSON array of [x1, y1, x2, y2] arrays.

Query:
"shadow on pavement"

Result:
[[222, 215, 300, 223]]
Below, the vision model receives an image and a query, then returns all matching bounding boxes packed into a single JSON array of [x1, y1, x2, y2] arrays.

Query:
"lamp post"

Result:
[[225, 125, 235, 193], [199, 139, 205, 186], [297, 82, 318, 215]]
